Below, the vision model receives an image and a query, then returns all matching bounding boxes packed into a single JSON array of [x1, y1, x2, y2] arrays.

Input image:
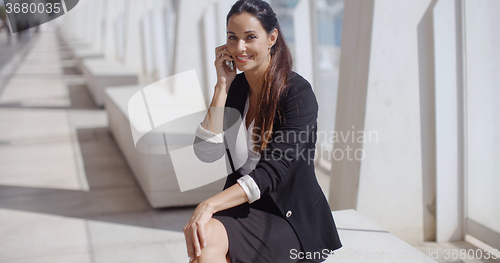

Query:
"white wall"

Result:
[[464, 0, 500, 248], [174, 0, 234, 105], [330, 0, 500, 246], [293, 0, 314, 85], [329, 0, 469, 245], [357, 0, 431, 245], [433, 0, 462, 243], [124, 0, 152, 75], [173, 0, 212, 97]]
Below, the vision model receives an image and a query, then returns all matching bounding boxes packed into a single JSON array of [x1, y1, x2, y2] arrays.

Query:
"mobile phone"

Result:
[[225, 58, 234, 72]]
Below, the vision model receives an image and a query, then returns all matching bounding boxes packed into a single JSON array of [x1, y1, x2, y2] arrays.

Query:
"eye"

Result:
[[228, 35, 236, 40], [248, 35, 257, 39]]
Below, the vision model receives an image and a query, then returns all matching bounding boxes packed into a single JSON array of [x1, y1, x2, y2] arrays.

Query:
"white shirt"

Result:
[[195, 96, 261, 203]]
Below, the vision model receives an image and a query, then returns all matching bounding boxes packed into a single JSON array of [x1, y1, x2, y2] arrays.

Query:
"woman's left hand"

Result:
[[183, 200, 216, 262]]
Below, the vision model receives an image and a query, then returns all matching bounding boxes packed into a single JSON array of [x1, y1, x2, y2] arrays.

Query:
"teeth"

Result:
[[237, 56, 251, 60]]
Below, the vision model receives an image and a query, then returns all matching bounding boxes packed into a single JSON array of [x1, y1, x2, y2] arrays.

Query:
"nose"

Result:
[[236, 39, 246, 53]]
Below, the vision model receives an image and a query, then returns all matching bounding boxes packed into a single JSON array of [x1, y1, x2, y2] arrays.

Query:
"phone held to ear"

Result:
[[225, 58, 234, 72]]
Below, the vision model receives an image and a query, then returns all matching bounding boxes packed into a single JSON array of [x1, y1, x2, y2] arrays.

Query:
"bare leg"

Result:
[[191, 218, 229, 263]]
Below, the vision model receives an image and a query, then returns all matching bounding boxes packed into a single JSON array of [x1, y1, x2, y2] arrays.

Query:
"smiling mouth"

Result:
[[236, 55, 253, 62]]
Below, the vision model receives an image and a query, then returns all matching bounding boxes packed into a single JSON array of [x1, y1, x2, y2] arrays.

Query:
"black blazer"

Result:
[[194, 71, 342, 261]]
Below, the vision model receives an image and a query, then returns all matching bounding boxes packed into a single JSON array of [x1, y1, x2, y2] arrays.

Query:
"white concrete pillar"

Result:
[[141, 12, 155, 77], [151, 0, 169, 80], [359, 0, 432, 245], [433, 0, 463, 243], [103, 0, 121, 59], [416, 0, 437, 243], [330, 0, 436, 245], [292, 0, 314, 84], [201, 4, 218, 106], [62, 0, 87, 41], [173, 0, 212, 107], [463, 0, 500, 250], [216, 0, 234, 44], [82, 0, 92, 43], [164, 0, 177, 77], [90, 0, 104, 51], [123, 0, 150, 76], [328, 0, 374, 212], [113, 0, 126, 62], [201, 0, 234, 105]]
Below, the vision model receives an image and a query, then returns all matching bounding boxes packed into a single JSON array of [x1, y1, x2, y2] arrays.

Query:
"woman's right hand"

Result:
[[214, 44, 236, 94]]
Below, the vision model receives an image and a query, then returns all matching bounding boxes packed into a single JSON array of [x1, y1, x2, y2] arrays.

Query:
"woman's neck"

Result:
[[244, 55, 271, 97], [245, 72, 262, 97]]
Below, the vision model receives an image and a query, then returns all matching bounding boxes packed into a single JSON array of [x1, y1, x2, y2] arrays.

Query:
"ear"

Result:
[[268, 28, 278, 47]]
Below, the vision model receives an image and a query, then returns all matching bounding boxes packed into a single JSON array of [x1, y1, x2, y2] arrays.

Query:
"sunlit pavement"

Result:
[[0, 28, 196, 263]]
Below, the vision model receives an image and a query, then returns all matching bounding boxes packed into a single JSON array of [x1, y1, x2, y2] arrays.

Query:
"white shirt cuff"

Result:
[[237, 175, 261, 204], [195, 122, 224, 143]]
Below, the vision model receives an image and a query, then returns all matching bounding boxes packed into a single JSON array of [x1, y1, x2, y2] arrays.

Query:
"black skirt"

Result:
[[213, 195, 303, 263]]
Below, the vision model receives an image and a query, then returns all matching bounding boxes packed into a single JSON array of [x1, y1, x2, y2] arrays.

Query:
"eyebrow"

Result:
[[227, 30, 257, 34]]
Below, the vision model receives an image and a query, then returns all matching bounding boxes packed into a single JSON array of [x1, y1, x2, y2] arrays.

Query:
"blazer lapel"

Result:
[[230, 73, 249, 117], [223, 73, 249, 174]]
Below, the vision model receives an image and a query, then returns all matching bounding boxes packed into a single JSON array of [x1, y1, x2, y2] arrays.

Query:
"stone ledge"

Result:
[[104, 85, 224, 208], [321, 209, 437, 263], [82, 59, 138, 107]]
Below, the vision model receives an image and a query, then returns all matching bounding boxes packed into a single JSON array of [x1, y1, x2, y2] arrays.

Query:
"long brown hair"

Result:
[[227, 0, 293, 153]]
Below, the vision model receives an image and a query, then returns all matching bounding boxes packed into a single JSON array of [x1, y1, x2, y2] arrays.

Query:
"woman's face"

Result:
[[226, 12, 277, 75]]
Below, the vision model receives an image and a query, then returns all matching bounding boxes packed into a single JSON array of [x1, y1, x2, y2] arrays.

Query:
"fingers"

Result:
[[184, 222, 207, 262], [184, 224, 195, 262], [215, 53, 233, 66], [216, 50, 232, 61], [214, 45, 236, 77], [215, 44, 232, 60], [184, 203, 217, 262], [192, 222, 202, 259], [215, 44, 228, 54], [214, 54, 234, 72], [198, 221, 207, 250]]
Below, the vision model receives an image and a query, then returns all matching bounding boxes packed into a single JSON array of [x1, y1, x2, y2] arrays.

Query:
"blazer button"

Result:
[[286, 210, 292, 217]]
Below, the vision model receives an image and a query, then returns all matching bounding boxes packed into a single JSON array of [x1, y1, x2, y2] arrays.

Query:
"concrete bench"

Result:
[[71, 48, 103, 73], [323, 209, 437, 263], [104, 85, 225, 208], [58, 32, 89, 49], [82, 59, 138, 107], [57, 33, 90, 58]]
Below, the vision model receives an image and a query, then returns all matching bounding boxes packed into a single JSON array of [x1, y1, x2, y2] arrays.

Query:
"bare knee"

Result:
[[206, 219, 227, 240], [192, 218, 229, 263]]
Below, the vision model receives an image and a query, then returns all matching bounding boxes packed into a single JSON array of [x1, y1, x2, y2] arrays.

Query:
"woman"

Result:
[[184, 0, 342, 262]]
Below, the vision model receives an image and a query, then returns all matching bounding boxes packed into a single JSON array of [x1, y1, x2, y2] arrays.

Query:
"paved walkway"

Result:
[[0, 28, 195, 263]]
